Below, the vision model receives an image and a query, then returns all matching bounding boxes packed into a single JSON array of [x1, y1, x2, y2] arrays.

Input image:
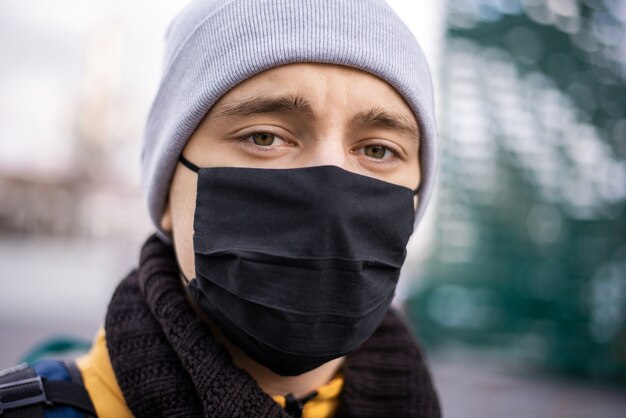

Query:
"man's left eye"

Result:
[[364, 145, 392, 159]]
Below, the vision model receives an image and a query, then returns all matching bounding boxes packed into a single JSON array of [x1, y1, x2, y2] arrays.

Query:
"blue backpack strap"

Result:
[[0, 361, 96, 418]]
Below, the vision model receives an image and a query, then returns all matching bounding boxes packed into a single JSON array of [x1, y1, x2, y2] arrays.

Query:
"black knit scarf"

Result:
[[105, 235, 441, 418]]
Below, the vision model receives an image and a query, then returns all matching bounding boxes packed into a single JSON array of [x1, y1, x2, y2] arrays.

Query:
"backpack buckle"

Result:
[[0, 376, 51, 414]]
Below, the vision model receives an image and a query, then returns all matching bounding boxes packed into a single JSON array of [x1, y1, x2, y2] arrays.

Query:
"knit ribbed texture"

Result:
[[142, 0, 437, 241], [105, 236, 287, 417], [105, 235, 441, 417], [336, 314, 441, 417]]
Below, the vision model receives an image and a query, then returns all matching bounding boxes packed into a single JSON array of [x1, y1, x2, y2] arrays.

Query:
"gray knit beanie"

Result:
[[142, 0, 437, 241]]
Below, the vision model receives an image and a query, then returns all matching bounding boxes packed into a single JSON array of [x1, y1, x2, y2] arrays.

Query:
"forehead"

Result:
[[208, 63, 418, 124]]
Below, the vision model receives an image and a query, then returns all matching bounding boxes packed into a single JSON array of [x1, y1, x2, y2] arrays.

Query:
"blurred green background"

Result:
[[407, 0, 626, 386]]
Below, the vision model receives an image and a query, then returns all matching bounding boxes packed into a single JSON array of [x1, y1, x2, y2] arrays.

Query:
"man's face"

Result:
[[162, 63, 421, 279]]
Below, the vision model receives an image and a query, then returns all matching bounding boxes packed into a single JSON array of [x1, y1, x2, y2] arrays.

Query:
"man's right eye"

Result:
[[244, 132, 279, 146]]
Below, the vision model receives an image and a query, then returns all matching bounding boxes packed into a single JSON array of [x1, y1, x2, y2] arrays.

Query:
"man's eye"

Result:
[[364, 145, 392, 159], [248, 132, 277, 146]]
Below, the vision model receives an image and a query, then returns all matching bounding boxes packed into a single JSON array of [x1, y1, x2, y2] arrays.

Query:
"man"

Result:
[[1, 1, 440, 416]]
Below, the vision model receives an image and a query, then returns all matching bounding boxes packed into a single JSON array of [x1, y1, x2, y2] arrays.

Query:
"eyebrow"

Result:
[[214, 95, 420, 141], [352, 107, 420, 141], [213, 95, 317, 119]]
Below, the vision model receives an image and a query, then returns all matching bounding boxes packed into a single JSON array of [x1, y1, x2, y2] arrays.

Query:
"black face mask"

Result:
[[180, 155, 417, 376]]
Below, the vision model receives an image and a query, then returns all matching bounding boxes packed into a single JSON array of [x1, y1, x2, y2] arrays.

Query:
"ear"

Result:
[[161, 200, 173, 233]]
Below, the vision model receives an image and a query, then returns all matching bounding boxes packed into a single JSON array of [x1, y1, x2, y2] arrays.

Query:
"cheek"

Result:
[[169, 166, 199, 279], [172, 218, 196, 279], [388, 158, 421, 191]]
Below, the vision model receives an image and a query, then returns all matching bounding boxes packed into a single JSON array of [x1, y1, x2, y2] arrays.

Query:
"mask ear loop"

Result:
[[413, 184, 421, 196], [179, 155, 201, 173]]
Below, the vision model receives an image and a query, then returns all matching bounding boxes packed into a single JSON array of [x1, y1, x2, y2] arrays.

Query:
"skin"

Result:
[[160, 62, 421, 398]]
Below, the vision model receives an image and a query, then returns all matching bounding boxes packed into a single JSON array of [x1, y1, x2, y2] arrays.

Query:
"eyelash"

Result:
[[238, 131, 289, 149], [359, 151, 398, 169], [357, 142, 404, 165]]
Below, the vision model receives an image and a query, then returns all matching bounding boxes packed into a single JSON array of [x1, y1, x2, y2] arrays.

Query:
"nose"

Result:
[[304, 134, 350, 171]]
